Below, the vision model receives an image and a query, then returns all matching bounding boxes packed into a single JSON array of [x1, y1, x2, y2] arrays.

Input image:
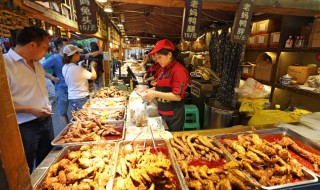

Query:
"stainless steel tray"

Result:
[[71, 107, 126, 122], [52, 120, 126, 147], [110, 139, 186, 190], [214, 127, 319, 189], [168, 136, 258, 190], [33, 142, 117, 190], [83, 97, 127, 109]]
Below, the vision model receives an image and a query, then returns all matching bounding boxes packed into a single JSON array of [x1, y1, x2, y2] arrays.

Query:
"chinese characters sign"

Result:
[[182, 0, 202, 41], [231, 0, 255, 44], [74, 0, 98, 34]]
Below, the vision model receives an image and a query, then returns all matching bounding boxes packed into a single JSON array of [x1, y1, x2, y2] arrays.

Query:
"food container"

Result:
[[52, 121, 126, 147], [110, 139, 186, 190], [33, 143, 117, 190], [214, 128, 319, 189], [83, 97, 127, 109], [71, 107, 126, 122], [168, 134, 258, 189]]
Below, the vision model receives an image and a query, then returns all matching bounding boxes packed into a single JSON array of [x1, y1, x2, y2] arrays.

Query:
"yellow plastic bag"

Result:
[[239, 98, 268, 117], [248, 109, 311, 126]]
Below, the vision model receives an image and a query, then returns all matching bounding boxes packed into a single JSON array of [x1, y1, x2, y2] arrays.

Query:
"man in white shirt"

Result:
[[4, 27, 54, 173]]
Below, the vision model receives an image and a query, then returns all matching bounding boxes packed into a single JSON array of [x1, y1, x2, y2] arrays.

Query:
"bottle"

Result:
[[130, 79, 133, 91], [264, 102, 271, 110], [275, 104, 281, 110], [294, 36, 301, 48], [285, 36, 293, 48]]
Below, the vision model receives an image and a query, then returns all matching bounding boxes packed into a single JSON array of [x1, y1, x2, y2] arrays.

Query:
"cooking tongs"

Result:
[[149, 125, 158, 155]]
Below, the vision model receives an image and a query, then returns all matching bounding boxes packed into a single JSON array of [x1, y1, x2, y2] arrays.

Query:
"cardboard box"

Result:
[[311, 19, 320, 33], [255, 34, 270, 48], [246, 36, 256, 48], [240, 62, 256, 78], [256, 19, 281, 34], [301, 25, 313, 36], [254, 63, 275, 81], [269, 32, 280, 48], [250, 22, 257, 36], [287, 66, 318, 84], [308, 32, 320, 47]]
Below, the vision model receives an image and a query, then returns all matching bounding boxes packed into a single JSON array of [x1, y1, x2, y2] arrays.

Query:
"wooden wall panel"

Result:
[[0, 48, 32, 190]]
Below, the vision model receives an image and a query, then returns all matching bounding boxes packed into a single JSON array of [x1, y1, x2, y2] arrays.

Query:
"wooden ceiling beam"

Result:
[[111, 0, 320, 16]]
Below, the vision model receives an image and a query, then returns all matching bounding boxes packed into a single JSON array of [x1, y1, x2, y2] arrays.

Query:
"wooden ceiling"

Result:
[[111, 2, 234, 44], [104, 0, 320, 45]]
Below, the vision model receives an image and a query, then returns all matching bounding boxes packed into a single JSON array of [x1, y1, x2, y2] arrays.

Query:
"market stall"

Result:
[[28, 85, 320, 190]]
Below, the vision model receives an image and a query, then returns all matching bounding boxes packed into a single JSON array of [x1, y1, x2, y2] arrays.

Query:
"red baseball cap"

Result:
[[148, 39, 175, 55]]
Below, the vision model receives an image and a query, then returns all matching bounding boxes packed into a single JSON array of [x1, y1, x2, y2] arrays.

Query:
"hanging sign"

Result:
[[182, 0, 202, 42], [231, 0, 255, 44], [74, 0, 98, 34]]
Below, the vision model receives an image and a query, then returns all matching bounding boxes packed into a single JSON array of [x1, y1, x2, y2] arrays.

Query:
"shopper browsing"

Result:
[[62, 45, 97, 111], [4, 26, 54, 173]]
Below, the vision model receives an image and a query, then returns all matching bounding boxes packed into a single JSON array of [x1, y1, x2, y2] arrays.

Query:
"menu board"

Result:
[[231, 0, 255, 44], [182, 0, 202, 41], [74, 0, 98, 34]]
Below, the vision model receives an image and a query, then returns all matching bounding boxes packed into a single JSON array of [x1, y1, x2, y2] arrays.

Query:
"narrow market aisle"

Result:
[[51, 98, 72, 137]]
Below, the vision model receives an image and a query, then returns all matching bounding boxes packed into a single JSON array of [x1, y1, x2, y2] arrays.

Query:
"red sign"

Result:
[[182, 0, 202, 42], [231, 0, 255, 44], [74, 0, 98, 34]]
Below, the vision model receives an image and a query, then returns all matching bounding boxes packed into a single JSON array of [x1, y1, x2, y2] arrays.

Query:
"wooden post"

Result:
[[103, 42, 110, 86], [0, 48, 32, 190]]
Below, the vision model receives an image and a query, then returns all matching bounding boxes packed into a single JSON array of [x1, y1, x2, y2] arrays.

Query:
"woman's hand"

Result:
[[142, 89, 157, 101]]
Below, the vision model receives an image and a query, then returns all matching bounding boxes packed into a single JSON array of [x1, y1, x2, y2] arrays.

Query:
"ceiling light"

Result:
[[137, 38, 140, 41], [117, 23, 123, 27], [48, 29, 53, 35], [104, 5, 113, 12], [76, 32, 81, 35], [96, 0, 107, 2]]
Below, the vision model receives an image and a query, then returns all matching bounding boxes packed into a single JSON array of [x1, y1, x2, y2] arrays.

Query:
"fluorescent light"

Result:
[[57, 25, 62, 28], [117, 23, 123, 27], [96, 0, 107, 2], [76, 32, 81, 35]]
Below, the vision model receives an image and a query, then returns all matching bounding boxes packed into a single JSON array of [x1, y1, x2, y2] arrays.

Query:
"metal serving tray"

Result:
[[52, 120, 126, 147], [109, 139, 186, 190], [214, 127, 319, 189], [83, 97, 127, 109], [71, 107, 126, 122], [168, 136, 258, 190], [33, 142, 117, 190]]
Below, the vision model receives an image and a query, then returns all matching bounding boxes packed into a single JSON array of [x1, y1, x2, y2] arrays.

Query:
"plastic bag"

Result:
[[239, 98, 269, 117], [235, 78, 271, 99]]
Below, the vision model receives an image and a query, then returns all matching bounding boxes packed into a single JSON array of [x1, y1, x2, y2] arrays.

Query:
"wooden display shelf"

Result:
[[280, 47, 320, 52], [246, 48, 278, 52], [275, 83, 320, 99]]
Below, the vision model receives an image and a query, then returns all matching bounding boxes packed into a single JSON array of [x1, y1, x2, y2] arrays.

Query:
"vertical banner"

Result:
[[231, 0, 255, 44], [182, 0, 202, 42], [74, 0, 98, 34]]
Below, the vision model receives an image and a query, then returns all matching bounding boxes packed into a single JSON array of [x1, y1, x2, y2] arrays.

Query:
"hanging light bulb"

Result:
[[48, 28, 53, 35], [104, 2, 113, 13]]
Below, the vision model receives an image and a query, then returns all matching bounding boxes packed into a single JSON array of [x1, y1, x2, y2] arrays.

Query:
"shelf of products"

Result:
[[243, 15, 320, 111], [275, 83, 320, 99]]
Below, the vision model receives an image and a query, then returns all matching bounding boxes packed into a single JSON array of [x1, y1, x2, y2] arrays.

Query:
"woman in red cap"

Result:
[[142, 39, 189, 131]]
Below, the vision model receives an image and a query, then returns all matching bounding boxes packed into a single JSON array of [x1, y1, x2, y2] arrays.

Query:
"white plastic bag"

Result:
[[235, 78, 271, 99]]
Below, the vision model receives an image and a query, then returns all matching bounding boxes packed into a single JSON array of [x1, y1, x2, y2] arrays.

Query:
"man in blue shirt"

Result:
[[42, 38, 103, 125]]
